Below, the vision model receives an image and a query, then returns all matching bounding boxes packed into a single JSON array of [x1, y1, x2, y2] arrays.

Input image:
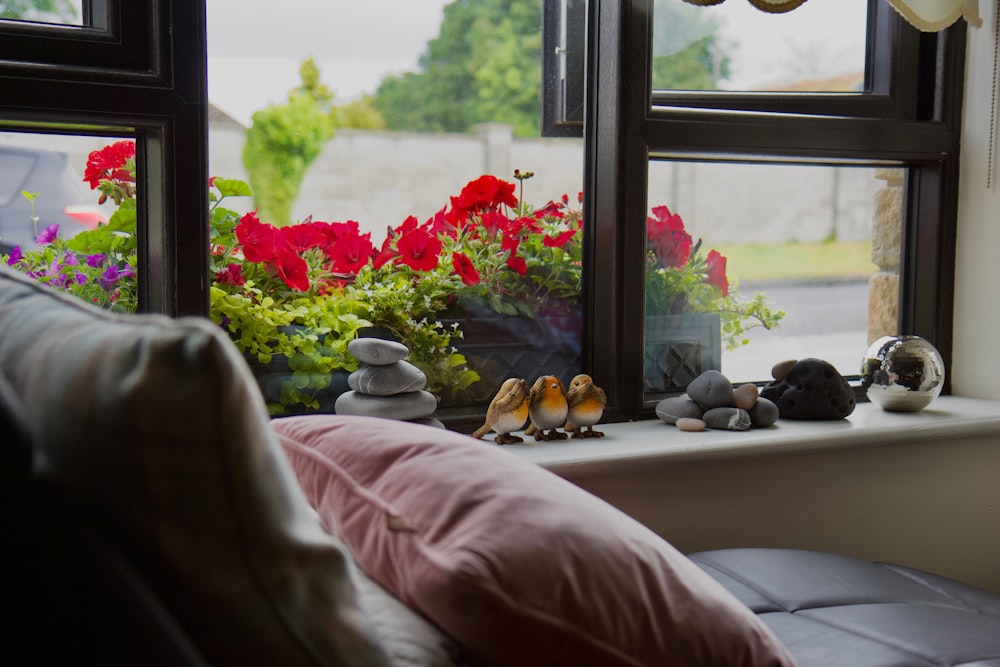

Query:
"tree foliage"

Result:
[[374, 0, 543, 138], [0, 0, 76, 22], [242, 58, 336, 226], [372, 0, 729, 137]]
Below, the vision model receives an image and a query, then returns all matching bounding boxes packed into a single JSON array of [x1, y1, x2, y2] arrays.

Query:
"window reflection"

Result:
[[0, 1, 83, 26], [644, 159, 902, 394]]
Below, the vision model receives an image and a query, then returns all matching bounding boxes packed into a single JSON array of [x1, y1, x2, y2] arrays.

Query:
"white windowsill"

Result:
[[505, 395, 1000, 479]]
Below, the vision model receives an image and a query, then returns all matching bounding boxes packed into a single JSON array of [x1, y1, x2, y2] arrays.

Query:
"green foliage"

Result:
[[0, 0, 76, 21], [242, 58, 335, 226], [373, 0, 542, 137], [650, 0, 730, 90]]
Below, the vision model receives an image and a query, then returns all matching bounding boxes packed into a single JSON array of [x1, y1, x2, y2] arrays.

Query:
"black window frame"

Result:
[[577, 0, 965, 422], [0, 0, 208, 317]]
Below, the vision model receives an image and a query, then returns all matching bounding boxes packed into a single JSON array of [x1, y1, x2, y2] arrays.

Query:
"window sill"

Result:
[[506, 396, 1000, 479]]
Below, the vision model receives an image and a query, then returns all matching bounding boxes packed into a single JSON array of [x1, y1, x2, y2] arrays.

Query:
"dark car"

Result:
[[0, 145, 106, 253]]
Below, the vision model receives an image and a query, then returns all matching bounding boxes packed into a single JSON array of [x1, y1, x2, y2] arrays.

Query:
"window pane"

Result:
[[651, 0, 868, 93], [0, 130, 137, 313], [643, 159, 902, 399], [0, 1, 84, 26], [207, 2, 584, 422]]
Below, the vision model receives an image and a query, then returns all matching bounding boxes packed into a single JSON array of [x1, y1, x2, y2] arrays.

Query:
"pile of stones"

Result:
[[655, 369, 779, 432], [334, 338, 444, 428]]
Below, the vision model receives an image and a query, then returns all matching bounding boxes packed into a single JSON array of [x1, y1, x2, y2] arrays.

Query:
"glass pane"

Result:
[[0, 1, 84, 26], [651, 0, 868, 93], [643, 159, 902, 400], [1, 130, 137, 313], [207, 2, 584, 422]]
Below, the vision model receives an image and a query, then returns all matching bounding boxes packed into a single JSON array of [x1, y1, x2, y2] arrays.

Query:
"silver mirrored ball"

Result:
[[861, 335, 945, 412]]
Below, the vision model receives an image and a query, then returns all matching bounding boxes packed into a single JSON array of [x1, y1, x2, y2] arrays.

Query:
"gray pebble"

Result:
[[675, 417, 707, 432], [408, 417, 446, 429], [749, 397, 779, 427], [348, 338, 409, 365], [335, 390, 437, 420], [348, 361, 426, 396], [655, 396, 705, 424], [686, 370, 734, 409], [703, 406, 751, 431]]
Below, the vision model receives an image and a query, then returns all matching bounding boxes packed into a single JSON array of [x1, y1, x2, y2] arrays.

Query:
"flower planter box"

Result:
[[439, 315, 583, 408], [643, 312, 722, 394]]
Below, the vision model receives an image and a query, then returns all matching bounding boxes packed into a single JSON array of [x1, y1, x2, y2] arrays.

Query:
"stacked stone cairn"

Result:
[[334, 338, 444, 428], [655, 369, 780, 432]]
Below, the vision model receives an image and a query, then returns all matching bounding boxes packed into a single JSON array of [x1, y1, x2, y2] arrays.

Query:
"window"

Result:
[[577, 0, 964, 421], [0, 1, 208, 315]]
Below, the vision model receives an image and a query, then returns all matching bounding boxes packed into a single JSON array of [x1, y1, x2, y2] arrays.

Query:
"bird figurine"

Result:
[[526, 375, 569, 441], [471, 377, 531, 445], [564, 373, 607, 438]]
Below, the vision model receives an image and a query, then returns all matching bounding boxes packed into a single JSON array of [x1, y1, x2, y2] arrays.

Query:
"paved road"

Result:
[[721, 279, 870, 382]]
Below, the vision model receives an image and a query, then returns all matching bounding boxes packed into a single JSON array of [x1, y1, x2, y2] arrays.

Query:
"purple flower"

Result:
[[35, 224, 60, 245], [86, 253, 106, 267], [99, 264, 134, 290], [6, 246, 23, 266]]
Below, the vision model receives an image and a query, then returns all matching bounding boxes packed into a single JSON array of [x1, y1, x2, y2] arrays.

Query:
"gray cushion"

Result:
[[691, 548, 1000, 667], [0, 265, 390, 667]]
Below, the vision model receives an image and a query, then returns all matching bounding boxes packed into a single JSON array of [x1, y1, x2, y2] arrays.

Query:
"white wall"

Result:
[[954, 4, 1000, 400]]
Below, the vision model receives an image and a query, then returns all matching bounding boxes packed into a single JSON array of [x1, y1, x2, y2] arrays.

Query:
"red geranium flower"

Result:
[[272, 246, 310, 292], [395, 227, 441, 271], [83, 140, 136, 189], [506, 254, 527, 276], [452, 251, 481, 286], [215, 263, 245, 287], [279, 222, 326, 252], [647, 205, 692, 269], [544, 228, 577, 248], [235, 211, 279, 263], [446, 175, 518, 226], [706, 249, 729, 297], [327, 229, 374, 274]]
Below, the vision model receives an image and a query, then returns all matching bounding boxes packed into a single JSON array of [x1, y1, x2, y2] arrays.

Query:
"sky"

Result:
[[206, 0, 450, 125], [205, 0, 867, 127]]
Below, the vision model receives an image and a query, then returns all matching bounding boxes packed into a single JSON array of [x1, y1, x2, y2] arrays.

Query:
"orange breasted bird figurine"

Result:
[[564, 373, 607, 438], [472, 377, 531, 445], [526, 375, 568, 441]]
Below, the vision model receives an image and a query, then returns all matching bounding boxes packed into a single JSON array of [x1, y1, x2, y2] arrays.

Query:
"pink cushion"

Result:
[[274, 414, 797, 667]]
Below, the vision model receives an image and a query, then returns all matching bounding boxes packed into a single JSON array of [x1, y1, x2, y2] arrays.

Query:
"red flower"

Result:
[[647, 205, 692, 269], [452, 251, 481, 286], [506, 254, 527, 276], [544, 228, 576, 248], [83, 140, 136, 189], [279, 222, 326, 252], [706, 249, 729, 297], [215, 263, 245, 287], [327, 229, 374, 274], [235, 211, 279, 263], [273, 246, 310, 292], [395, 227, 441, 271], [446, 175, 518, 226]]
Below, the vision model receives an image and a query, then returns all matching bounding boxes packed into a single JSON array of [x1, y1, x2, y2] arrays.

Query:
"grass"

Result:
[[712, 240, 877, 283]]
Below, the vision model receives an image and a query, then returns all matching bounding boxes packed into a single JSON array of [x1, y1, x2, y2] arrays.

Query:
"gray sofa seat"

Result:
[[690, 548, 1000, 667]]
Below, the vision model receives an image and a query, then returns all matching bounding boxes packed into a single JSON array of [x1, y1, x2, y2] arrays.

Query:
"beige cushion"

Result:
[[0, 265, 389, 667]]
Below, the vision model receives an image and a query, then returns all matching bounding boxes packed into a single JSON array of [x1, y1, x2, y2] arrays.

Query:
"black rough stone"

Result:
[[760, 358, 856, 420]]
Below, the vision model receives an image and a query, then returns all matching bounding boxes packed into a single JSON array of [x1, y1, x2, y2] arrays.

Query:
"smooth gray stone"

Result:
[[348, 338, 409, 365], [749, 397, 780, 427], [335, 390, 437, 420], [348, 361, 426, 396], [686, 370, 734, 409], [655, 396, 705, 425], [703, 406, 751, 431]]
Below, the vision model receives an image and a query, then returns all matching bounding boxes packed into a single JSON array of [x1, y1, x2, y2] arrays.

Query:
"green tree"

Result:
[[373, 0, 729, 137], [651, 0, 730, 90], [242, 58, 335, 226], [374, 0, 542, 137], [0, 0, 76, 22]]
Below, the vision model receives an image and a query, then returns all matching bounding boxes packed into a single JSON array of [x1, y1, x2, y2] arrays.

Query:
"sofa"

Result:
[[2, 261, 999, 666]]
